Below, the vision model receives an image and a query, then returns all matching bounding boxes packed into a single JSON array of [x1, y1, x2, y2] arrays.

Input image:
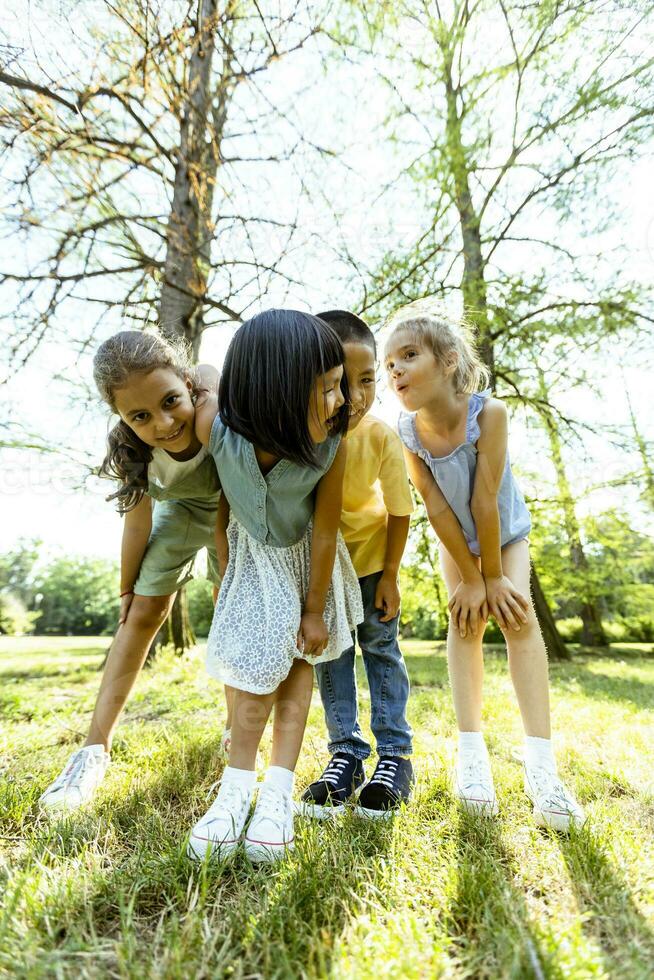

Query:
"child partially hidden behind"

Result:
[[299, 311, 415, 819]]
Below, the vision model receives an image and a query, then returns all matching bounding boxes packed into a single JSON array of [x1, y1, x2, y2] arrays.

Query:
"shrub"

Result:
[[186, 577, 215, 637], [0, 593, 39, 636]]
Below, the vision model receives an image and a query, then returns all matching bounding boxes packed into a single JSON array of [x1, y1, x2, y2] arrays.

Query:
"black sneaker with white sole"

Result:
[[297, 753, 365, 819], [355, 756, 414, 820]]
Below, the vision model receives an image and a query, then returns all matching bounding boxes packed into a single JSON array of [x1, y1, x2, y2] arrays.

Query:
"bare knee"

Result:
[[128, 594, 173, 631], [233, 694, 269, 734], [502, 615, 542, 652], [448, 627, 485, 657]]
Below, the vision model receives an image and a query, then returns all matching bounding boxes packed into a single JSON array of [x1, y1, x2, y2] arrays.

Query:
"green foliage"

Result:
[[399, 511, 449, 640], [0, 593, 38, 636], [186, 577, 215, 637], [532, 507, 654, 625], [31, 556, 120, 635], [0, 539, 40, 605]]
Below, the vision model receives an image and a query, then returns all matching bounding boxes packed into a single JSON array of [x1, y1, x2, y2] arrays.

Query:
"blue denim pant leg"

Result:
[[357, 571, 413, 757], [314, 571, 413, 760], [314, 641, 372, 761]]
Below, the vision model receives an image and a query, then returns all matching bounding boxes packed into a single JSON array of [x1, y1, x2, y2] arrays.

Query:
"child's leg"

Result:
[[223, 662, 312, 774], [499, 540, 551, 738], [439, 547, 486, 732], [239, 661, 313, 863], [357, 572, 412, 758], [224, 685, 235, 730], [314, 644, 371, 760], [228, 687, 276, 770], [86, 593, 175, 750], [500, 541, 585, 829], [270, 659, 314, 771]]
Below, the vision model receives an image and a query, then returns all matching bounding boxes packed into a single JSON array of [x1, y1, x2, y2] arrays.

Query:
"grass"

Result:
[[1, 635, 653, 979]]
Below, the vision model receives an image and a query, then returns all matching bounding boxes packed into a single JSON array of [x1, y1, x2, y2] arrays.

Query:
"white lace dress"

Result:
[[206, 517, 364, 694]]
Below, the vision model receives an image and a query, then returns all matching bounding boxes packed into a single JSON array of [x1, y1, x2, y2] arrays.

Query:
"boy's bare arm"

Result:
[[376, 514, 410, 622]]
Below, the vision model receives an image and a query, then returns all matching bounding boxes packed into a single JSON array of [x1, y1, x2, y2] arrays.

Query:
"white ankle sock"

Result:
[[524, 736, 557, 774], [263, 765, 294, 794], [222, 766, 257, 791], [458, 731, 487, 756]]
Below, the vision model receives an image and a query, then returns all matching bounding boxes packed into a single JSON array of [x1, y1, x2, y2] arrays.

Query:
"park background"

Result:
[[1, 1, 653, 977]]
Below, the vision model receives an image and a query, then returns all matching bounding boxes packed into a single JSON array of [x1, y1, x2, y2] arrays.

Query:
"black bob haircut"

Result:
[[218, 309, 349, 468], [317, 309, 376, 357]]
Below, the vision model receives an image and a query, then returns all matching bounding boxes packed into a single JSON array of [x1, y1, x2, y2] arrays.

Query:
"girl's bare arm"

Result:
[[471, 399, 528, 631], [404, 447, 487, 638], [118, 495, 152, 623], [300, 440, 348, 656]]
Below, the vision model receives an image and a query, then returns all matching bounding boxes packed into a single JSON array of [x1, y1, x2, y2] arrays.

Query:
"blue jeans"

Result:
[[314, 570, 413, 760]]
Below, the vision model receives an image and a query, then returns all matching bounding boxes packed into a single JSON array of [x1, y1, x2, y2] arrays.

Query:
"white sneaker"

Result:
[[39, 745, 110, 813], [455, 751, 498, 816], [524, 764, 586, 832], [244, 783, 295, 864], [219, 729, 231, 760], [188, 779, 253, 861]]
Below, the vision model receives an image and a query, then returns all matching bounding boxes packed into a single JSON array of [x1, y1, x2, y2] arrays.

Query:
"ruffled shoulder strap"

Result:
[[396, 412, 421, 453], [466, 389, 492, 443]]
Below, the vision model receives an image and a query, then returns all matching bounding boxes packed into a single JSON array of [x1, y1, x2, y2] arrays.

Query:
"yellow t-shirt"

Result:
[[341, 414, 414, 578]]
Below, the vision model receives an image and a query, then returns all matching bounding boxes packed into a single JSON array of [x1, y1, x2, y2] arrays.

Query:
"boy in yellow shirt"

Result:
[[299, 310, 415, 819]]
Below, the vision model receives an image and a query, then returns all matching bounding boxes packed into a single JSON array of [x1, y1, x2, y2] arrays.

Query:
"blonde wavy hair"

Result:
[[384, 300, 490, 394]]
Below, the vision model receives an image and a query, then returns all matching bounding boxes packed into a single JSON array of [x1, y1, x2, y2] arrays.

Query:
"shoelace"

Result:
[[206, 781, 247, 819], [54, 750, 99, 790], [255, 784, 289, 822], [369, 759, 400, 790], [527, 767, 574, 810], [321, 757, 349, 787], [459, 755, 491, 790]]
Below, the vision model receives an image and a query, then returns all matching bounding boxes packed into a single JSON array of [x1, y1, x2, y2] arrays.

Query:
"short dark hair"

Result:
[[218, 309, 349, 467], [316, 309, 376, 356]]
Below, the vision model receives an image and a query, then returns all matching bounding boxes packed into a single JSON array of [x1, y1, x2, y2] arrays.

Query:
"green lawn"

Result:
[[1, 636, 653, 978]]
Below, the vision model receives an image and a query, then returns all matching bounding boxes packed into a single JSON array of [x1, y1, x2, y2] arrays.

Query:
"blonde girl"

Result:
[[385, 302, 584, 831]]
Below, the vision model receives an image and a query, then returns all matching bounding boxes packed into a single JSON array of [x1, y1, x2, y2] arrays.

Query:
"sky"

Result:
[[1, 1, 653, 566]]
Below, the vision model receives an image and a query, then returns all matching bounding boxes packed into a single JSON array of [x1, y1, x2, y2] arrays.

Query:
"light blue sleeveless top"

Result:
[[209, 414, 341, 547], [397, 390, 531, 556]]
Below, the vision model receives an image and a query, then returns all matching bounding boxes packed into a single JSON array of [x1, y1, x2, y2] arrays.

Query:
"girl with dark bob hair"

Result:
[[188, 308, 363, 865]]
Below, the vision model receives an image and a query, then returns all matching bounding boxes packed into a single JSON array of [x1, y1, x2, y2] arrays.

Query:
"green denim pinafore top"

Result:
[[209, 414, 340, 547]]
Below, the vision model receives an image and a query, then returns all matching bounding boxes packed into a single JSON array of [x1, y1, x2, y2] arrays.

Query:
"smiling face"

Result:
[[113, 367, 197, 454], [342, 341, 376, 431], [307, 364, 345, 443], [384, 328, 455, 412]]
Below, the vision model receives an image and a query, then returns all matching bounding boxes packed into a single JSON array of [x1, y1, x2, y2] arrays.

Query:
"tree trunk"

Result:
[[536, 369, 607, 646], [439, 42, 567, 653], [441, 48, 494, 384], [158, 0, 223, 355], [149, 590, 197, 662], [530, 564, 571, 661], [154, 1, 229, 655]]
